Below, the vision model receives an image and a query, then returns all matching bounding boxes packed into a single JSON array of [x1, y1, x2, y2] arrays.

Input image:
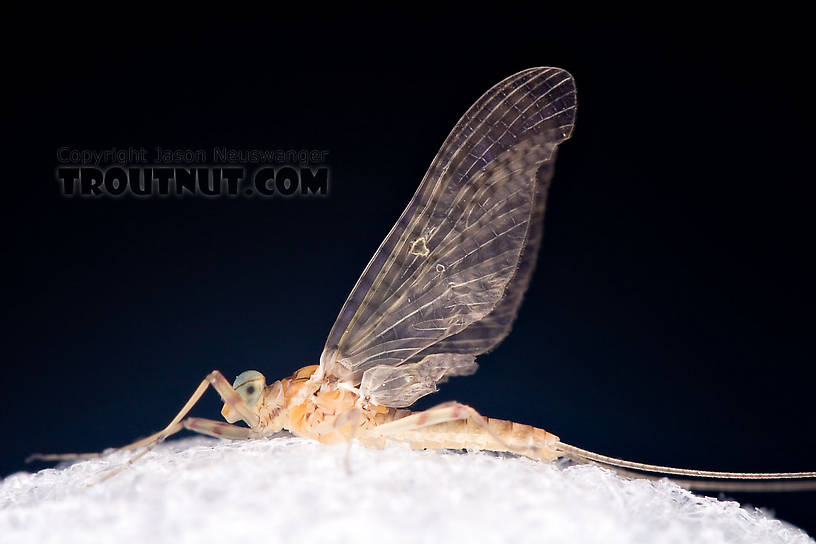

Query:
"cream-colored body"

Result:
[[245, 365, 561, 462], [32, 363, 816, 490]]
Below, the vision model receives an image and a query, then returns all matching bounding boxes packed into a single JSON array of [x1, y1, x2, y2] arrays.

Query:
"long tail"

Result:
[[556, 441, 816, 492]]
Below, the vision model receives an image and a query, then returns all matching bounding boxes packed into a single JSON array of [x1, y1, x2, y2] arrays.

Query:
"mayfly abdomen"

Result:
[[373, 408, 561, 461]]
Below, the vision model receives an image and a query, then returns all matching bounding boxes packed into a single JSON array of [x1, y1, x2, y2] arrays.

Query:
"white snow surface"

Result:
[[0, 436, 811, 544]]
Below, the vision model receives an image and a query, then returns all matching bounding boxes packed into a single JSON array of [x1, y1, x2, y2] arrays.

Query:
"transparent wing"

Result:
[[411, 161, 555, 358], [319, 67, 577, 392], [358, 163, 556, 407], [360, 353, 478, 408]]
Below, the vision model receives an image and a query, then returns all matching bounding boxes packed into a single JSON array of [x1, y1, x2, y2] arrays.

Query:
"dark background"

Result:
[[3, 14, 814, 535]]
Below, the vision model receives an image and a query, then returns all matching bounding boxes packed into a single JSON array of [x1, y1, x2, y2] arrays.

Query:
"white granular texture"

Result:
[[0, 436, 811, 544]]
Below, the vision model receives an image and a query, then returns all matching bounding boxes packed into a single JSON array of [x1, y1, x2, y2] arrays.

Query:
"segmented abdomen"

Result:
[[372, 409, 561, 461]]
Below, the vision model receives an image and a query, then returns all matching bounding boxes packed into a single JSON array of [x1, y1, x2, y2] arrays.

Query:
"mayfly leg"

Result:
[[372, 401, 509, 449], [127, 370, 262, 444], [330, 407, 363, 473], [182, 417, 260, 440], [96, 371, 265, 483], [29, 370, 259, 466], [94, 419, 260, 485]]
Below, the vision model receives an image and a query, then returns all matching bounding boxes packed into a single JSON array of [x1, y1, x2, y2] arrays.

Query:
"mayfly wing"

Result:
[[359, 163, 558, 407], [413, 160, 555, 358], [319, 67, 577, 400]]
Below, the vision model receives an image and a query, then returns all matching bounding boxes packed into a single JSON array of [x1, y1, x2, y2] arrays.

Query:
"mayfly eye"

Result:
[[232, 370, 266, 407]]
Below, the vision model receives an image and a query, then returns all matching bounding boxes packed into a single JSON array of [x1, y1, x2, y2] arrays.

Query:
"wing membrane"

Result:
[[319, 67, 576, 389], [412, 161, 555, 358], [360, 353, 478, 408]]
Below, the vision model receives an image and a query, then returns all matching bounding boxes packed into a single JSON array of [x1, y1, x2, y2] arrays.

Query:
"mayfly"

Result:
[[33, 67, 816, 491]]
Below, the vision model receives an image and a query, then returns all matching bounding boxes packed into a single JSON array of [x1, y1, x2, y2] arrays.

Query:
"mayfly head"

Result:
[[222, 369, 288, 432], [222, 370, 266, 423]]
